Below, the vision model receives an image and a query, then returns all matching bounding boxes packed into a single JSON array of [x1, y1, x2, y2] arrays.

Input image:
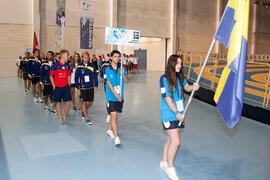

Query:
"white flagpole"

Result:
[[118, 45, 124, 97]]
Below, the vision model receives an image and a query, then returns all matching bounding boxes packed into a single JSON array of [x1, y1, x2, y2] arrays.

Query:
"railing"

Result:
[[179, 52, 270, 109], [180, 51, 270, 62]]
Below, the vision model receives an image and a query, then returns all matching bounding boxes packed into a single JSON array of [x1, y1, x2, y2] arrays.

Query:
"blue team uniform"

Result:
[[27, 57, 42, 77], [75, 63, 98, 89], [105, 65, 128, 103], [159, 74, 188, 123], [20, 58, 29, 73], [100, 62, 111, 84], [40, 61, 54, 85]]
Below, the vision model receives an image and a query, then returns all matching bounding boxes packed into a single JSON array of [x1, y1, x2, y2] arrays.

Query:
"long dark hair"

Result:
[[71, 53, 81, 69], [165, 54, 185, 99]]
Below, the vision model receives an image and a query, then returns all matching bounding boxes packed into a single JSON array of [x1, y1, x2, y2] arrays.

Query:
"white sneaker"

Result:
[[165, 167, 180, 180], [86, 118, 92, 125], [160, 161, 168, 170], [45, 106, 48, 111], [106, 130, 115, 139], [81, 113, 85, 120], [115, 137, 121, 145], [34, 97, 38, 102], [38, 97, 43, 103], [106, 115, 111, 123]]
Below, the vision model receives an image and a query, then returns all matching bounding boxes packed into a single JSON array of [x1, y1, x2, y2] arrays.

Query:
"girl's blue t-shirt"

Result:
[[159, 74, 188, 122]]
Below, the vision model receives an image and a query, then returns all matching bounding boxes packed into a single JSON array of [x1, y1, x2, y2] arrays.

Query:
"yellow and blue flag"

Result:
[[214, 0, 250, 129]]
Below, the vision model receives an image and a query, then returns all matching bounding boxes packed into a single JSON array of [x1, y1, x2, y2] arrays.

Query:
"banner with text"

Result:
[[80, 0, 94, 49], [105, 27, 140, 47]]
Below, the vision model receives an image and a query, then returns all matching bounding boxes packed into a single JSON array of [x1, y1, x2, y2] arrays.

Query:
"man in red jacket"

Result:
[[50, 49, 71, 125]]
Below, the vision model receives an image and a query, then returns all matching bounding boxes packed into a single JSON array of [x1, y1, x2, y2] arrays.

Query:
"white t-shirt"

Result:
[[17, 59, 21, 66], [122, 57, 127, 65], [71, 63, 78, 84], [133, 57, 138, 65]]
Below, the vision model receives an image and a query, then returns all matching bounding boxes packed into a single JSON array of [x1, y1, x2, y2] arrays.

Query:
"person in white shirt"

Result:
[[70, 53, 81, 111], [128, 55, 135, 74], [122, 54, 127, 69], [130, 56, 133, 62], [133, 54, 138, 74], [16, 56, 22, 77], [125, 55, 130, 73]]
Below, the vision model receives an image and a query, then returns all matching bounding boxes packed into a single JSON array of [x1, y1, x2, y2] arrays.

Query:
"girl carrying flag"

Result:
[[159, 55, 199, 180]]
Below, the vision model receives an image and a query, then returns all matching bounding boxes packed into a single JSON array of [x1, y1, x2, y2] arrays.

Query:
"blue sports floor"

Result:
[[0, 72, 270, 180]]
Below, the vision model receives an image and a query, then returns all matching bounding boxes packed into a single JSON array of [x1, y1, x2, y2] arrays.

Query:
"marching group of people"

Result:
[[16, 48, 200, 180], [17, 49, 130, 146]]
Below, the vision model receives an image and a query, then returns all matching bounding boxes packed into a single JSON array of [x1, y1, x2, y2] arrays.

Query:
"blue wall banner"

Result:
[[80, 0, 94, 49], [55, 0, 66, 50]]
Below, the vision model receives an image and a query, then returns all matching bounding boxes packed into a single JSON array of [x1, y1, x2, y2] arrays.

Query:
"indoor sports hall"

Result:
[[0, 0, 269, 180]]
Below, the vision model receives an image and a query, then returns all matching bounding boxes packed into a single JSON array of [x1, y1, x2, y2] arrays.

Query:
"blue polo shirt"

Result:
[[105, 65, 128, 102], [159, 74, 188, 122]]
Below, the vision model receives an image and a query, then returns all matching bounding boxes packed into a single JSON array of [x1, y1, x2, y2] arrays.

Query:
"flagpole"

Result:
[[118, 45, 124, 97], [120, 55, 123, 97], [183, 38, 216, 117]]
